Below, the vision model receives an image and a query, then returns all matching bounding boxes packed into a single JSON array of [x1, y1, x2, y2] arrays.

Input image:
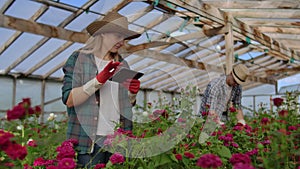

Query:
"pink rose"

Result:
[[109, 152, 125, 165], [196, 154, 222, 168]]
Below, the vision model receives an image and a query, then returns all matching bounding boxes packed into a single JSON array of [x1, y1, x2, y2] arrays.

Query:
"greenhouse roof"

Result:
[[1, 0, 300, 93]]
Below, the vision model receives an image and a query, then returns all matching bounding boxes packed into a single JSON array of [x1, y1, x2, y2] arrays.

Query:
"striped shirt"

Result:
[[199, 75, 242, 117]]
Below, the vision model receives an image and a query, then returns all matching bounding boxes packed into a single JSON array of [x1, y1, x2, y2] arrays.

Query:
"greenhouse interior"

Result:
[[0, 0, 299, 169]]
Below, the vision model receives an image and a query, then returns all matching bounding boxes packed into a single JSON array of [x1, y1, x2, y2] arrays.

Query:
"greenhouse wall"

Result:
[[2, 77, 294, 120]]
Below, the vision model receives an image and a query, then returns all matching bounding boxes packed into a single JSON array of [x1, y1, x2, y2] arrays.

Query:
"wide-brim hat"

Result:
[[232, 64, 250, 85], [86, 12, 141, 40]]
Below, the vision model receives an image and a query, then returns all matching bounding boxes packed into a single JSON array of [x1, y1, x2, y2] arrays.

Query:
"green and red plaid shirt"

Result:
[[62, 51, 133, 154]]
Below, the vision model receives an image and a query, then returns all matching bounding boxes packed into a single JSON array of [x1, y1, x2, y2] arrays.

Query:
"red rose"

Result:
[[279, 110, 288, 117], [229, 153, 251, 165], [184, 152, 195, 159], [175, 154, 182, 160], [229, 107, 237, 112], [196, 154, 223, 168], [7, 105, 26, 120], [153, 109, 168, 119], [57, 158, 76, 169], [109, 152, 125, 165], [94, 163, 106, 169], [273, 98, 284, 107]]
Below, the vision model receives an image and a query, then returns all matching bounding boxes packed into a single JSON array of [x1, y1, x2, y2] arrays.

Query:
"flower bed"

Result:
[[0, 87, 299, 169]]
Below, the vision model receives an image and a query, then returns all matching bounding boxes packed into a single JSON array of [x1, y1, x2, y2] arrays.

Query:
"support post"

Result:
[[40, 79, 46, 123], [225, 21, 233, 75], [253, 96, 256, 113], [12, 76, 16, 106], [275, 81, 279, 94]]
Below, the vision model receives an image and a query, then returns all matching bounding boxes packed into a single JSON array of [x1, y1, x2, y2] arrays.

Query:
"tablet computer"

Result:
[[111, 68, 144, 83]]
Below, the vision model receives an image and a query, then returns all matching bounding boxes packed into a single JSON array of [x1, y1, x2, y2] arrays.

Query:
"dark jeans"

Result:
[[77, 136, 112, 168]]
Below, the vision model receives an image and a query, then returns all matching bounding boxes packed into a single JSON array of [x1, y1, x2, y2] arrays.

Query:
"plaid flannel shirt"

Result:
[[199, 75, 242, 117], [62, 51, 133, 154]]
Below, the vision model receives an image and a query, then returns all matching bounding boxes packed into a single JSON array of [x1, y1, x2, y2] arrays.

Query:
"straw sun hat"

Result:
[[86, 11, 141, 40], [232, 64, 250, 85]]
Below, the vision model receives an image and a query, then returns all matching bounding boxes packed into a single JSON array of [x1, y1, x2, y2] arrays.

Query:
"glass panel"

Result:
[[5, 0, 42, 19], [44, 81, 65, 112], [59, 0, 88, 8], [0, 28, 16, 47], [64, 12, 99, 32], [32, 43, 84, 76], [14, 38, 66, 72], [119, 2, 149, 16], [0, 33, 44, 70], [238, 51, 264, 61], [0, 0, 8, 8], [133, 10, 164, 28], [36, 6, 72, 26], [0, 77, 13, 111], [152, 15, 182, 33], [16, 79, 41, 106], [50, 69, 64, 78], [90, 0, 122, 14]]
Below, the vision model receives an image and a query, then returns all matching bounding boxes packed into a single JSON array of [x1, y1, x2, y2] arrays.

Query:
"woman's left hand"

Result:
[[122, 79, 140, 94]]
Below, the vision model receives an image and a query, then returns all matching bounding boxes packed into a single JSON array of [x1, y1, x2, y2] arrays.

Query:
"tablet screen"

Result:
[[111, 68, 144, 83]]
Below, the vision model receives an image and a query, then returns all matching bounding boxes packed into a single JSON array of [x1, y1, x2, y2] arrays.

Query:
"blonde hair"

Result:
[[79, 34, 122, 61]]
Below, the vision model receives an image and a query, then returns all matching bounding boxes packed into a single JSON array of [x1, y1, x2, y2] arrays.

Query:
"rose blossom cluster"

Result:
[[218, 133, 239, 148], [93, 152, 125, 168], [196, 153, 223, 168], [109, 152, 125, 165], [0, 129, 27, 161], [230, 153, 255, 169], [30, 139, 78, 169], [6, 98, 41, 121]]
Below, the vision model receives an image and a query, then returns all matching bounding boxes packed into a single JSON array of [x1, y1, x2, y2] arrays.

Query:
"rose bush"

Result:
[[0, 98, 68, 168], [0, 89, 299, 169]]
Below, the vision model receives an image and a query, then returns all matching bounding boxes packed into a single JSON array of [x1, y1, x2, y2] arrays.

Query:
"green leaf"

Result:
[[217, 146, 232, 158], [170, 153, 179, 163], [153, 154, 172, 167]]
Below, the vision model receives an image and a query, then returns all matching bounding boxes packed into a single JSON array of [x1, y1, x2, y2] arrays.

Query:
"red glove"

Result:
[[122, 79, 140, 94], [96, 61, 120, 84]]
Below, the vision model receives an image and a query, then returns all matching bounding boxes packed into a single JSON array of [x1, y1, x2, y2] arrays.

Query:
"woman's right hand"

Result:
[[96, 61, 121, 84]]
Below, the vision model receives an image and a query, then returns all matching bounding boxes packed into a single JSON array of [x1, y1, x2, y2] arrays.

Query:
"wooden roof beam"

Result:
[[203, 25, 228, 36], [0, 5, 48, 56], [180, 36, 224, 59], [203, 1, 300, 9], [0, 14, 89, 43], [0, 0, 15, 14], [265, 67, 300, 75], [4, 0, 98, 74], [239, 18, 300, 28], [222, 8, 300, 19], [247, 75, 276, 85], [133, 48, 280, 85], [158, 0, 299, 60]]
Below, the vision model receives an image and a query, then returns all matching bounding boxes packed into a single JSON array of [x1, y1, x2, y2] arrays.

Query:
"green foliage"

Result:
[[0, 111, 67, 167], [1, 89, 299, 169]]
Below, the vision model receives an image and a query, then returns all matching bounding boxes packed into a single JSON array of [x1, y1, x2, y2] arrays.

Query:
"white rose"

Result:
[[47, 113, 57, 121], [16, 125, 23, 130], [142, 111, 148, 117]]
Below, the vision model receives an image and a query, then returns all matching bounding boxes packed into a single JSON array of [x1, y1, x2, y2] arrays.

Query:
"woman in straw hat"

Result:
[[199, 64, 250, 126], [61, 11, 141, 168]]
